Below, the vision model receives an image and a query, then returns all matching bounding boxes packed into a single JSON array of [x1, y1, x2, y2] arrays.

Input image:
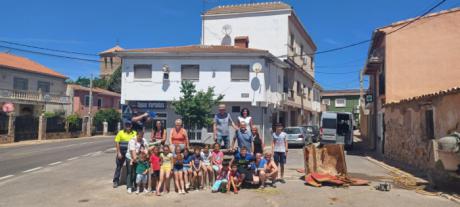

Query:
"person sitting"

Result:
[[229, 146, 254, 186], [228, 163, 241, 194], [191, 147, 204, 190], [211, 162, 230, 193], [251, 153, 266, 188], [135, 151, 150, 194], [261, 152, 278, 188]]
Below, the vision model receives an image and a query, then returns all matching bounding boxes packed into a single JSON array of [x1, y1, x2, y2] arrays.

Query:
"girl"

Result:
[[182, 148, 193, 190], [149, 146, 161, 193], [173, 154, 186, 194], [150, 120, 166, 148], [238, 108, 253, 129], [211, 143, 224, 174], [201, 144, 214, 189], [172, 145, 182, 193], [191, 147, 203, 190], [251, 127, 264, 155], [156, 145, 173, 196], [211, 163, 229, 193], [135, 152, 150, 194]]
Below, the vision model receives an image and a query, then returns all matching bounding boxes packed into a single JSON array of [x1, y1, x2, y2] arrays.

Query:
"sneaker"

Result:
[[279, 179, 286, 184], [113, 182, 119, 188], [127, 188, 133, 194], [136, 189, 140, 194]]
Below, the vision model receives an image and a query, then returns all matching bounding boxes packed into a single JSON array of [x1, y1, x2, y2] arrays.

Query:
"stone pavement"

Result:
[[0, 144, 458, 207]]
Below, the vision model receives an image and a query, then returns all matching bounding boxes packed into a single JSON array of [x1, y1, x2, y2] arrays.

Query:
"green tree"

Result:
[[107, 66, 121, 93], [172, 81, 224, 130], [93, 108, 121, 131]]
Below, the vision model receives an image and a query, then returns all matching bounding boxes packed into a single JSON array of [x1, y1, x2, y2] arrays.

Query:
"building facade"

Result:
[[99, 45, 123, 80], [362, 8, 460, 154], [321, 89, 361, 128], [66, 84, 121, 117]]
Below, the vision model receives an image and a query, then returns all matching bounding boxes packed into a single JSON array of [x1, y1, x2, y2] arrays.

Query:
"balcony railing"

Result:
[[0, 88, 69, 104]]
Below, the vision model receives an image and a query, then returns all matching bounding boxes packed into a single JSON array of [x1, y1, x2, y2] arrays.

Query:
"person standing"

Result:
[[232, 122, 254, 154], [213, 104, 237, 149], [150, 120, 166, 147], [271, 123, 288, 184], [113, 121, 137, 188], [169, 119, 189, 151], [251, 127, 264, 155], [130, 110, 152, 132], [238, 108, 253, 129]]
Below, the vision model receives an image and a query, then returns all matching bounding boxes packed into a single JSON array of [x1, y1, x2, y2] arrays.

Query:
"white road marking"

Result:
[[90, 151, 102, 156], [105, 147, 116, 152], [48, 161, 62, 166], [23, 167, 43, 173], [0, 175, 14, 181], [67, 156, 79, 161]]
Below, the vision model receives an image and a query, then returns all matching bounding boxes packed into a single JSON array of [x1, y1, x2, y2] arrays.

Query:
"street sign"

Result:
[[128, 101, 167, 111], [121, 104, 133, 116]]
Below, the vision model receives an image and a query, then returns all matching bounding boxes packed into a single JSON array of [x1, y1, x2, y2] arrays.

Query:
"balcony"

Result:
[[0, 89, 69, 105]]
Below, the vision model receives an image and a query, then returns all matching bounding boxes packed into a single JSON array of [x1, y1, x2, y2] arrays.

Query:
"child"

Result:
[[211, 143, 224, 174], [173, 153, 186, 194], [191, 147, 203, 190], [271, 123, 288, 183], [156, 145, 173, 196], [211, 162, 229, 193], [182, 148, 193, 190], [201, 144, 214, 189], [228, 164, 241, 194], [135, 151, 150, 194], [149, 146, 161, 193]]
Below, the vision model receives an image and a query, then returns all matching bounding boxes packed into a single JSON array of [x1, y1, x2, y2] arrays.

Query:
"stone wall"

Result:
[[384, 92, 460, 171]]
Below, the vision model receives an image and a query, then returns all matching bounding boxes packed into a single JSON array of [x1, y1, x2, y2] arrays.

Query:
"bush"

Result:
[[66, 114, 80, 127], [93, 109, 120, 132]]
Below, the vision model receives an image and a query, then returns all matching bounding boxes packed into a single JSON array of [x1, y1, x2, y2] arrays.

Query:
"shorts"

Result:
[[212, 165, 220, 172], [170, 144, 185, 152], [203, 162, 211, 166], [136, 174, 148, 184], [174, 165, 183, 172], [151, 170, 160, 178], [183, 166, 191, 172], [273, 152, 286, 165], [161, 165, 172, 172], [237, 167, 253, 182]]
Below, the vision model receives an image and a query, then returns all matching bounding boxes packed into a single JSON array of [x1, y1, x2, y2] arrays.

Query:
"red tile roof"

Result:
[[385, 87, 460, 106], [204, 1, 292, 15], [0, 53, 66, 78], [68, 84, 120, 97], [121, 45, 268, 54], [99, 45, 124, 55]]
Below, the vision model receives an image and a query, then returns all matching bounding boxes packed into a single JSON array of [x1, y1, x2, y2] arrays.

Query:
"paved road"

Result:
[[0, 136, 114, 178]]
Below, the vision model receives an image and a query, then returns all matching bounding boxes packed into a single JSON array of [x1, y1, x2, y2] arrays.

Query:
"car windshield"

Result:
[[284, 128, 302, 134]]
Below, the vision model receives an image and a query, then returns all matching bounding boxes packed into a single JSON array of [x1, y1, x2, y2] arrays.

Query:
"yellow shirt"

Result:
[[114, 130, 137, 143]]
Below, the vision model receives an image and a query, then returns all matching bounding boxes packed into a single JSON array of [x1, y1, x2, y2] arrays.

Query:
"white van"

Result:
[[320, 111, 354, 149]]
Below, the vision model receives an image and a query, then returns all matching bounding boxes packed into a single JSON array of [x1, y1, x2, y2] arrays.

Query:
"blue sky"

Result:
[[0, 0, 458, 90]]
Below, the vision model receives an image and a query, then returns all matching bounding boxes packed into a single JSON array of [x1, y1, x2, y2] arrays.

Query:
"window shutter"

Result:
[[231, 65, 250, 81], [181, 65, 200, 80], [133, 64, 152, 79]]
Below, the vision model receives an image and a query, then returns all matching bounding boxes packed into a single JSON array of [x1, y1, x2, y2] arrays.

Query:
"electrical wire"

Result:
[[0, 40, 98, 57], [0, 44, 101, 63]]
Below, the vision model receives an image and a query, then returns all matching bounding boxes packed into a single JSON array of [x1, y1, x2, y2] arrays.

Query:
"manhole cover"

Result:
[[78, 199, 90, 203]]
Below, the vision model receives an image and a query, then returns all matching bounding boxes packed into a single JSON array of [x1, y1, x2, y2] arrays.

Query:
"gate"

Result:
[[14, 115, 39, 141]]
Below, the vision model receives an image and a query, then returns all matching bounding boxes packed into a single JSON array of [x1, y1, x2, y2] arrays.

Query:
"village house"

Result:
[[361, 8, 460, 177], [321, 89, 362, 128], [116, 2, 322, 143], [66, 84, 121, 117]]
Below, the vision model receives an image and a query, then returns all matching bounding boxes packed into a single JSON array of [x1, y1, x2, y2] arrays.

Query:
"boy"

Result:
[[271, 123, 288, 183], [229, 146, 254, 185], [135, 151, 150, 194], [228, 164, 241, 194]]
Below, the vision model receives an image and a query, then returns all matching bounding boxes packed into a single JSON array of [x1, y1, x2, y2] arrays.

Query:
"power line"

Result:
[[0, 40, 98, 57], [0, 44, 101, 63], [315, 70, 362, 75]]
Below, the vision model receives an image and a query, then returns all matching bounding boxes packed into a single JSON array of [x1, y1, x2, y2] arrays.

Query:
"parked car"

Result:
[[320, 111, 354, 150], [284, 126, 311, 147], [303, 125, 320, 142]]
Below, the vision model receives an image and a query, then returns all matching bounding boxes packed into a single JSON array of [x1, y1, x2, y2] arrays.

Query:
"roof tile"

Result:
[[0, 53, 66, 78], [204, 1, 291, 15]]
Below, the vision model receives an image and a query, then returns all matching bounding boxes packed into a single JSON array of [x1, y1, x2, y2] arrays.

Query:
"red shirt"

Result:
[[150, 154, 161, 171]]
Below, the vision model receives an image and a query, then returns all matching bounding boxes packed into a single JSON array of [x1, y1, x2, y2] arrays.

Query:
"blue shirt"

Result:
[[234, 151, 253, 169], [235, 129, 253, 153], [183, 154, 192, 165], [251, 158, 267, 170]]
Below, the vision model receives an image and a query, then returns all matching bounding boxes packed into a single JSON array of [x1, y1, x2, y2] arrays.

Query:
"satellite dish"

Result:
[[252, 62, 263, 74], [222, 24, 232, 35]]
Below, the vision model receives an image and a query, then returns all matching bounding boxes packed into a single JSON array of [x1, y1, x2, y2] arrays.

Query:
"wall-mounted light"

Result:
[[162, 64, 170, 80]]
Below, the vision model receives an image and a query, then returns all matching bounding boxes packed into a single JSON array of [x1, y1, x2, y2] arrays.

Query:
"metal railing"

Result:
[[0, 88, 69, 104]]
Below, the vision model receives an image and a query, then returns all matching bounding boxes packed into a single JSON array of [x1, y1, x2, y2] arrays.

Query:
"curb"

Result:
[[0, 135, 112, 148]]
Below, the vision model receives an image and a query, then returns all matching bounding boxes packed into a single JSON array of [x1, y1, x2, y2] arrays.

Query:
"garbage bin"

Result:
[[437, 132, 460, 171]]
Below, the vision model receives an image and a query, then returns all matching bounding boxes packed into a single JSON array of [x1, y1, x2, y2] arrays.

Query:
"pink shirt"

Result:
[[211, 150, 224, 165]]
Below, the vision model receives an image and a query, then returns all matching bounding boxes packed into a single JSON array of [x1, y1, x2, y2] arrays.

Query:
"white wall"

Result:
[[288, 19, 316, 77], [202, 11, 290, 58]]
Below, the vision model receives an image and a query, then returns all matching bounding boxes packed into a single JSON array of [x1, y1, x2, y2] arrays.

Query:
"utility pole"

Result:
[[86, 74, 93, 136]]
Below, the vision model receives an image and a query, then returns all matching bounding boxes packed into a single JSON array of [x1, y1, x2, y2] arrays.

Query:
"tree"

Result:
[[66, 76, 108, 89], [93, 108, 121, 131], [172, 81, 224, 130], [107, 66, 121, 93]]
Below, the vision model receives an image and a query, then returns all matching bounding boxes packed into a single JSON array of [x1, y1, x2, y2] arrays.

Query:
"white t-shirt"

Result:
[[272, 132, 287, 152], [126, 137, 147, 160], [238, 116, 252, 127], [200, 151, 212, 166]]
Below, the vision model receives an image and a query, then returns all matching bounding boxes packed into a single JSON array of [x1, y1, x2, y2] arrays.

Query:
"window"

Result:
[[97, 98, 103, 109], [37, 81, 50, 93], [296, 81, 302, 95], [379, 70, 385, 95], [322, 99, 330, 105], [290, 33, 294, 49], [322, 118, 336, 129], [110, 57, 113, 67], [133, 64, 152, 80], [84, 95, 90, 107], [425, 108, 434, 139], [181, 64, 200, 81], [300, 45, 304, 56], [335, 98, 346, 108], [231, 65, 249, 81], [231, 106, 240, 113], [13, 77, 28, 90]]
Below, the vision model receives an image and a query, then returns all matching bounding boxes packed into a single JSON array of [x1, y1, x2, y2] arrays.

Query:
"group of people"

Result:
[[112, 104, 289, 195]]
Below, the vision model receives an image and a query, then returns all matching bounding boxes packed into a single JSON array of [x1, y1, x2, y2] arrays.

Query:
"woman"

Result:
[[238, 108, 253, 129], [251, 127, 264, 155], [169, 119, 189, 151], [150, 120, 166, 147]]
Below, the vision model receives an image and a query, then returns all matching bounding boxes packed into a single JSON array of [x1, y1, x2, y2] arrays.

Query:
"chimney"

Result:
[[234, 36, 249, 48]]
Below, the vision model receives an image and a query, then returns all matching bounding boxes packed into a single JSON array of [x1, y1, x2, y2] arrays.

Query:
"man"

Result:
[[229, 146, 254, 185], [271, 123, 288, 183], [131, 109, 156, 132], [232, 122, 254, 154], [113, 121, 137, 188], [213, 104, 237, 149], [259, 152, 278, 187]]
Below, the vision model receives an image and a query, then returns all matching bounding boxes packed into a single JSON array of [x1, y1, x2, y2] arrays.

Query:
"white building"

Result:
[[116, 2, 322, 143]]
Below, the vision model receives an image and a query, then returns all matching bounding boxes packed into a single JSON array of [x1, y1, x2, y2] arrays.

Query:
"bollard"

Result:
[[103, 121, 108, 136], [38, 114, 47, 140]]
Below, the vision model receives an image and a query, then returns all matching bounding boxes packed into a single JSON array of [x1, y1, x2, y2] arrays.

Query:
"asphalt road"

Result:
[[0, 136, 114, 177]]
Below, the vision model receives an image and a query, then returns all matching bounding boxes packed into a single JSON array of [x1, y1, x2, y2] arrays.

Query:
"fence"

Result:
[[46, 116, 66, 133], [69, 118, 82, 132], [0, 113, 7, 135], [94, 120, 118, 135]]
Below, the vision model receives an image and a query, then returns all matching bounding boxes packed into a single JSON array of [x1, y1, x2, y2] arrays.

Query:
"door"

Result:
[[14, 115, 39, 141]]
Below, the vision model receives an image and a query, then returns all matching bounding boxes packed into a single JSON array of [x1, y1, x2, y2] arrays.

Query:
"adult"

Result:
[[213, 104, 237, 149], [238, 108, 253, 129], [131, 110, 153, 132], [126, 130, 148, 193], [169, 119, 189, 151], [251, 127, 264, 155], [150, 120, 166, 147], [229, 146, 254, 185], [113, 121, 137, 188], [251, 153, 266, 188], [260, 152, 278, 187], [271, 123, 288, 183], [232, 122, 254, 154]]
